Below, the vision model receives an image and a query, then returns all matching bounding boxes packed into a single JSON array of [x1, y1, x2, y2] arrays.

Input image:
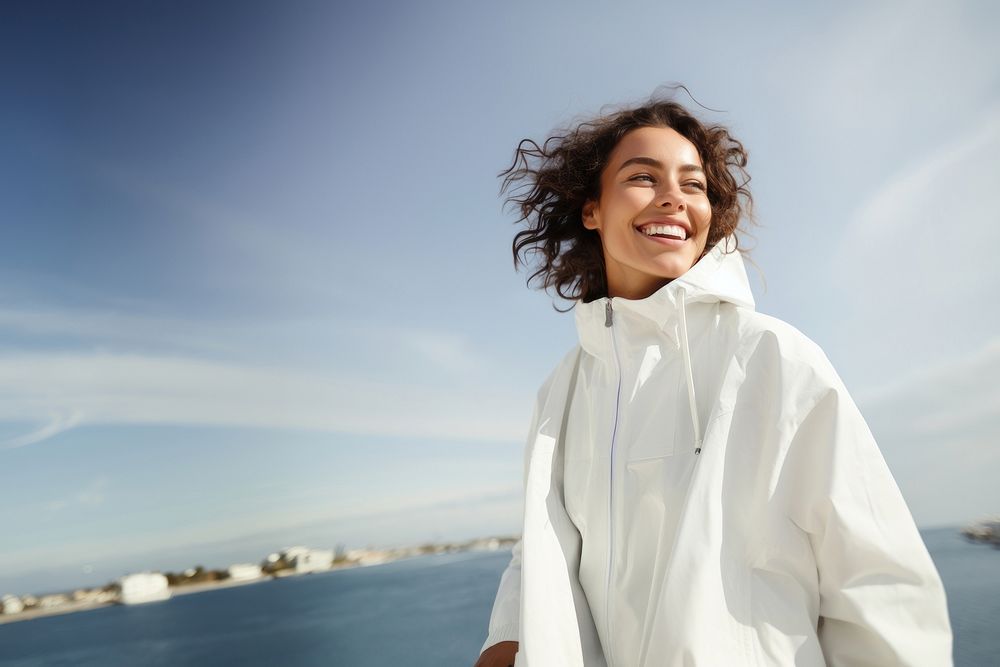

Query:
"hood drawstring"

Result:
[[676, 286, 703, 455]]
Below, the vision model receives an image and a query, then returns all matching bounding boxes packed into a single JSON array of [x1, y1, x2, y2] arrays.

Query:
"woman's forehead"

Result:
[[609, 126, 702, 167]]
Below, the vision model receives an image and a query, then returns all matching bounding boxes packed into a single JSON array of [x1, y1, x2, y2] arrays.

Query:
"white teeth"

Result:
[[640, 224, 687, 240]]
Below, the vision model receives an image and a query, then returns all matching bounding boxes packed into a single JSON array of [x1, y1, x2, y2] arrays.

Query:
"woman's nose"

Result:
[[655, 184, 685, 210]]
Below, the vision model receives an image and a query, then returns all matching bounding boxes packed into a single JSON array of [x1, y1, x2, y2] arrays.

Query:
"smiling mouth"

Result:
[[637, 223, 688, 241]]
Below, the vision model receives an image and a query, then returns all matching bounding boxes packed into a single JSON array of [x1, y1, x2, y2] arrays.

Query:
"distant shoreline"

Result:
[[0, 598, 112, 625], [0, 564, 330, 626], [0, 543, 515, 625]]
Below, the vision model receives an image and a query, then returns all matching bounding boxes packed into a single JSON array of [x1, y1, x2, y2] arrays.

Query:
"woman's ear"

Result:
[[582, 199, 599, 231]]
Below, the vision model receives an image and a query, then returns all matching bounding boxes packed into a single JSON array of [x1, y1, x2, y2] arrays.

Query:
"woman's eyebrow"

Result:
[[617, 156, 705, 174]]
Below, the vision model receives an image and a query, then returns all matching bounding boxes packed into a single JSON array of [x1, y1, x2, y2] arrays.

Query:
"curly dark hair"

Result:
[[501, 93, 753, 307]]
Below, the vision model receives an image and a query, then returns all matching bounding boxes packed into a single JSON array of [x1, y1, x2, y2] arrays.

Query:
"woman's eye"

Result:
[[685, 181, 707, 191], [629, 173, 655, 183]]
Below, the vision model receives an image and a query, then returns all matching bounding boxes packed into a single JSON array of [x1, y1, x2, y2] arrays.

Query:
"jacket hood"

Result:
[[574, 235, 755, 341]]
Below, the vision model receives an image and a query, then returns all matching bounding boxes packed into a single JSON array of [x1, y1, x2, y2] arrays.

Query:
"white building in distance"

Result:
[[2, 594, 23, 614], [292, 548, 332, 573], [119, 573, 171, 605], [267, 546, 333, 573], [227, 563, 263, 581]]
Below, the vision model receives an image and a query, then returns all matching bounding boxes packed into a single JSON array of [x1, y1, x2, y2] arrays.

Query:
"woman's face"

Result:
[[583, 125, 712, 300]]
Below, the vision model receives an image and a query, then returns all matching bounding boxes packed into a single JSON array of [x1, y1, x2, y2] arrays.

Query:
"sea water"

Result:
[[0, 527, 995, 666]]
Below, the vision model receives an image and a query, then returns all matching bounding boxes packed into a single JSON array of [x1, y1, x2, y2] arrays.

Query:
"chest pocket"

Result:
[[621, 364, 686, 461]]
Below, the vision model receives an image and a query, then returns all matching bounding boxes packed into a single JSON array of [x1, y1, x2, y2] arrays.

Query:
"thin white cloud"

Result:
[[1, 409, 82, 450], [0, 298, 538, 448], [836, 110, 1000, 281], [0, 351, 531, 448], [819, 108, 1000, 390], [0, 303, 502, 379]]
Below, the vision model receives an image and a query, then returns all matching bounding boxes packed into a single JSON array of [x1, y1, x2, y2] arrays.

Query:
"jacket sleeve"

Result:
[[480, 538, 522, 653], [783, 362, 953, 666], [480, 372, 553, 655], [480, 348, 581, 656]]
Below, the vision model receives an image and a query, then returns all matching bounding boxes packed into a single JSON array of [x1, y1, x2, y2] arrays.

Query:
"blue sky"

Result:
[[2, 0, 998, 595]]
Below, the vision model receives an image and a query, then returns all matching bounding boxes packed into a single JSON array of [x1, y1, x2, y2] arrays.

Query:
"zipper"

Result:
[[605, 298, 622, 666]]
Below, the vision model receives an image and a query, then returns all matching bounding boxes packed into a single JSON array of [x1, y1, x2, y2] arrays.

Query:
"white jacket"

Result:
[[482, 238, 952, 666]]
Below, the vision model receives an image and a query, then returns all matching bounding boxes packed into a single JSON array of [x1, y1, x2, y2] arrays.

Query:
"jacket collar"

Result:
[[574, 236, 755, 352]]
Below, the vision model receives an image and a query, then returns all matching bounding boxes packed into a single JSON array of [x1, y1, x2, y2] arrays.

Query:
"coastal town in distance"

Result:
[[0, 535, 519, 625]]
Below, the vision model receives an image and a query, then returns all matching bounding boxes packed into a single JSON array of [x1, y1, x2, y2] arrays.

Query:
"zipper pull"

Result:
[[605, 300, 613, 327]]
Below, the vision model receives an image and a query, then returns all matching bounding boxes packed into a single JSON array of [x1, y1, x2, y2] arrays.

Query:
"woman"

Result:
[[475, 95, 952, 666]]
